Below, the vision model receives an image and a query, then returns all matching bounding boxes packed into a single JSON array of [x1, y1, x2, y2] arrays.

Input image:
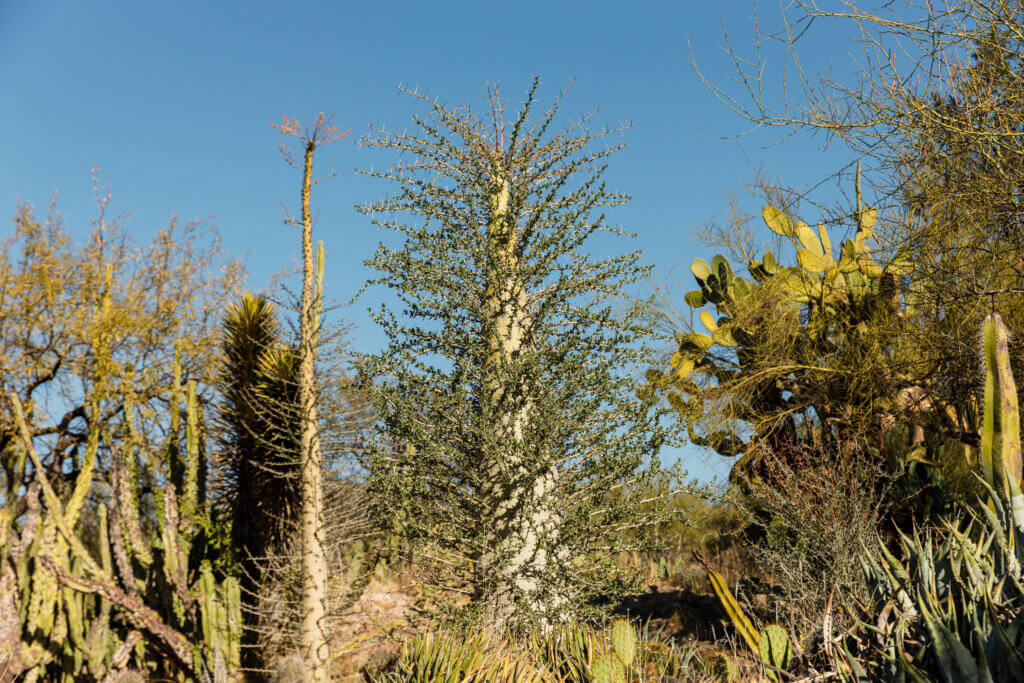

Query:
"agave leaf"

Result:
[[937, 619, 982, 683]]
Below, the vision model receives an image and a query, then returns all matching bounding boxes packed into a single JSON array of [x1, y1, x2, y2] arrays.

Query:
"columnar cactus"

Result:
[[981, 312, 1023, 494], [1, 338, 242, 681]]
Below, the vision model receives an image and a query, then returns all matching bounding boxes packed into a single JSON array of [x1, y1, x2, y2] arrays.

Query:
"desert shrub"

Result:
[[733, 444, 889, 652]]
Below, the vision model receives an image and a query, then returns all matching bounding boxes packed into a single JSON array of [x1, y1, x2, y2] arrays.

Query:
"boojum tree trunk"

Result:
[[479, 174, 564, 628], [297, 140, 329, 683]]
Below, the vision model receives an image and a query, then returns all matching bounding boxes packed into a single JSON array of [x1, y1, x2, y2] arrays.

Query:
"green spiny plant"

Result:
[[702, 652, 736, 682], [647, 167, 977, 530], [757, 624, 791, 674], [590, 655, 626, 683], [1, 320, 241, 681], [840, 312, 1024, 681], [610, 619, 637, 666], [219, 291, 302, 673], [378, 621, 699, 682]]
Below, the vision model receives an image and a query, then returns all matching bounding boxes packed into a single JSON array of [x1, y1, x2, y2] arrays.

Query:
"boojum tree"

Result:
[[356, 80, 683, 628]]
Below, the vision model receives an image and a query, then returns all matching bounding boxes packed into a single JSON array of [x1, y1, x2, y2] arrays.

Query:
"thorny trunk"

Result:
[[298, 141, 328, 682], [478, 176, 563, 627]]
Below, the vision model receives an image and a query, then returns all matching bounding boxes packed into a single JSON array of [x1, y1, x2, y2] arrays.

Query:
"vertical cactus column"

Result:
[[981, 312, 1023, 495], [298, 136, 329, 682]]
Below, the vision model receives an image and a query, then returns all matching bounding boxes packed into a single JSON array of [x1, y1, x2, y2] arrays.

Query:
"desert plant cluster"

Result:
[[5, 1, 1024, 681]]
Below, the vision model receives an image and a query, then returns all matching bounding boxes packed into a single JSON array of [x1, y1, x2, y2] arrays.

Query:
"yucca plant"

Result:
[[218, 291, 302, 673], [841, 312, 1024, 682]]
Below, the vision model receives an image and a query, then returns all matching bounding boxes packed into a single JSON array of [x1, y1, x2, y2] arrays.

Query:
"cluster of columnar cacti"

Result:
[[0, 331, 240, 681], [841, 312, 1024, 681]]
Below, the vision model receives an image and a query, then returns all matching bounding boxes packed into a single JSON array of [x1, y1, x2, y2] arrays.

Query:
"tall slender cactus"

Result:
[[981, 312, 1023, 494], [271, 113, 345, 683]]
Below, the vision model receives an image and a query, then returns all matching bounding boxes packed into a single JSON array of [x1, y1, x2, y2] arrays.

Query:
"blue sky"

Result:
[[0, 1, 859, 483]]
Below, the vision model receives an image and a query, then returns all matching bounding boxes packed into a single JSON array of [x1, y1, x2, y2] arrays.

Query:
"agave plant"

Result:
[[841, 313, 1024, 682]]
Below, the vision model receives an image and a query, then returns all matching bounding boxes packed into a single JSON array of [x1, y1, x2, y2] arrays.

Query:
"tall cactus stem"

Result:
[[183, 379, 200, 524], [167, 341, 184, 495], [64, 398, 100, 531], [119, 396, 152, 567], [8, 393, 104, 578], [983, 313, 1023, 493]]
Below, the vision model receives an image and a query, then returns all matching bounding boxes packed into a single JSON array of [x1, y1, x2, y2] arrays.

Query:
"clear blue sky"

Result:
[[0, 0, 858, 483]]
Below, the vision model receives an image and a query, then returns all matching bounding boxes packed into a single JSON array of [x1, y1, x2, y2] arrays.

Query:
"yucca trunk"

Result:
[[297, 140, 329, 682], [479, 176, 562, 626]]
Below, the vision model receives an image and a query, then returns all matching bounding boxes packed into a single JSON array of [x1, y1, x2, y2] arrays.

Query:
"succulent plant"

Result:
[[758, 624, 792, 674], [1, 339, 242, 681], [696, 551, 795, 680], [609, 619, 637, 666], [840, 312, 1024, 681]]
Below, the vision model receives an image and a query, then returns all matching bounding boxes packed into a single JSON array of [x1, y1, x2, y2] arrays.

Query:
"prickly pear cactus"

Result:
[[758, 624, 792, 673], [609, 619, 636, 666], [703, 652, 735, 682], [590, 653, 626, 683], [646, 167, 933, 488]]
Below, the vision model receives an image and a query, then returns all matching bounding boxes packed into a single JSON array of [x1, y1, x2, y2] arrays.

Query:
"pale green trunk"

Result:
[[479, 176, 563, 627]]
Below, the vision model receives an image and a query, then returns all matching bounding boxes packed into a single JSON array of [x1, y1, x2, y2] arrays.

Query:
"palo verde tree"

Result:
[[355, 80, 683, 628], [0, 185, 243, 516]]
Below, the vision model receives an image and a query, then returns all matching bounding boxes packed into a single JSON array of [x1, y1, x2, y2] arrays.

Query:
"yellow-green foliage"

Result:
[[378, 627, 549, 682], [645, 171, 931, 489]]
